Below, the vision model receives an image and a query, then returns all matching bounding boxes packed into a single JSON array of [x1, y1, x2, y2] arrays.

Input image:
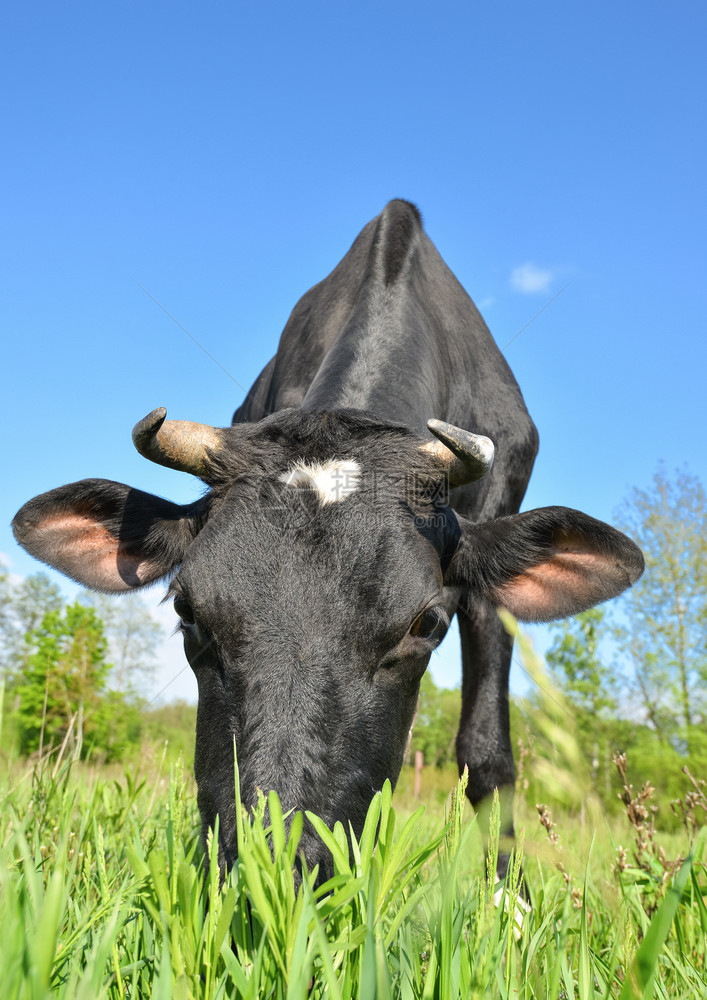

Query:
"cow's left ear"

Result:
[[444, 506, 644, 622]]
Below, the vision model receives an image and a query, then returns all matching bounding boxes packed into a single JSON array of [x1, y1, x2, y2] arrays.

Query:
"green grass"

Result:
[[0, 746, 705, 999], [2, 628, 705, 998]]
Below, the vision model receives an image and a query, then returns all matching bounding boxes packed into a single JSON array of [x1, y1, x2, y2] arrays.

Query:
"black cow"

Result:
[[13, 201, 643, 881]]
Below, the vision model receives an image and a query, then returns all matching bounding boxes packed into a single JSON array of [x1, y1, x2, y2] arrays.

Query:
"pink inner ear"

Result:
[[35, 512, 163, 593], [493, 548, 632, 623]]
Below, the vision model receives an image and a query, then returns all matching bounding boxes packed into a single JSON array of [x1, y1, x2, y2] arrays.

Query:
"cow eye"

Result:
[[174, 594, 195, 625], [409, 607, 447, 642]]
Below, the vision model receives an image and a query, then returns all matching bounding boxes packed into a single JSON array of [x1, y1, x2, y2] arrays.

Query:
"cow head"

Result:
[[12, 407, 643, 878]]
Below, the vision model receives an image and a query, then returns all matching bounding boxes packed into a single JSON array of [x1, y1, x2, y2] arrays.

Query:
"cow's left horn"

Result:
[[132, 407, 225, 480], [422, 418, 495, 486]]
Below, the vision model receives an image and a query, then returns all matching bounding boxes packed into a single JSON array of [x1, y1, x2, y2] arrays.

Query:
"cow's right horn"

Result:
[[422, 418, 495, 486], [132, 407, 225, 480]]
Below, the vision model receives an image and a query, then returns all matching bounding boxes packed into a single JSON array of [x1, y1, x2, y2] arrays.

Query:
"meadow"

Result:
[[1, 727, 706, 999], [1, 623, 705, 999]]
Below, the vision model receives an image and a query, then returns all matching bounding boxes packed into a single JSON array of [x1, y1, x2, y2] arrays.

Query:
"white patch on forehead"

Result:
[[279, 459, 361, 505]]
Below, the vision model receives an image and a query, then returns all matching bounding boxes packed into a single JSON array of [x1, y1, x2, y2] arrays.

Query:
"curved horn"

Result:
[[421, 418, 495, 486], [132, 407, 225, 479]]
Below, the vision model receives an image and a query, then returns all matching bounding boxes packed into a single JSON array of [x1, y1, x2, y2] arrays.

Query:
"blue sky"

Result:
[[2, 1, 705, 702]]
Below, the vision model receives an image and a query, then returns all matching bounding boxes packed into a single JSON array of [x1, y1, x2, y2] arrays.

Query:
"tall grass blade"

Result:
[[618, 855, 694, 1000]]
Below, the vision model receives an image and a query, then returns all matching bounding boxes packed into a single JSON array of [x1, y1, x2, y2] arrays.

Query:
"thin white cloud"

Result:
[[510, 263, 554, 295]]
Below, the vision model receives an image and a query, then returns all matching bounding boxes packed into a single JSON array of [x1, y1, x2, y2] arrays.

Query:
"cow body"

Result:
[[13, 201, 643, 881], [231, 200, 538, 868]]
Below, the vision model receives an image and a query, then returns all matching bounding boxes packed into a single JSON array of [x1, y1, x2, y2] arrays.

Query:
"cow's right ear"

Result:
[[12, 479, 204, 593]]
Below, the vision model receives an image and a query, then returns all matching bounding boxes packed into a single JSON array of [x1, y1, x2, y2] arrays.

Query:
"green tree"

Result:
[[79, 591, 162, 693], [545, 607, 618, 797], [409, 673, 459, 767], [0, 559, 13, 675], [17, 602, 111, 757], [92, 689, 144, 760], [0, 568, 63, 678], [613, 466, 707, 752], [13, 572, 64, 635], [141, 700, 198, 764], [546, 607, 616, 716]]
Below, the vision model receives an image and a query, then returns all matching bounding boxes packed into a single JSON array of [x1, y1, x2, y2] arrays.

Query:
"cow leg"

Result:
[[456, 597, 517, 882]]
